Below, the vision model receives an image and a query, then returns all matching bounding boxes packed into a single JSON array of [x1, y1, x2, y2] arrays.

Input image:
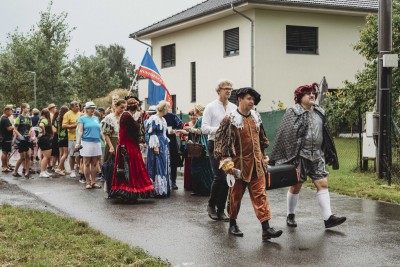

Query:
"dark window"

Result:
[[162, 44, 176, 68], [224, 27, 239, 56], [286, 25, 318, 54], [191, 62, 196, 102]]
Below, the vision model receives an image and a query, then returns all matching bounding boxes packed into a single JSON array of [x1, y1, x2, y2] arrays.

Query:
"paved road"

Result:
[[1, 170, 400, 266]]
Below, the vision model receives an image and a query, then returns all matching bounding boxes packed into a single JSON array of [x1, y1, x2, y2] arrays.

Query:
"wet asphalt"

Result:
[[1, 167, 400, 266]]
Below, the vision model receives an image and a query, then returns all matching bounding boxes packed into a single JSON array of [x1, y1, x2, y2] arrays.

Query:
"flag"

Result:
[[318, 76, 328, 105], [137, 50, 173, 108]]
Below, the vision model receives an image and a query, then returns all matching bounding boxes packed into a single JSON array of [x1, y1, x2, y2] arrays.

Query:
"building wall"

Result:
[[138, 11, 253, 114], [139, 8, 368, 113], [254, 9, 367, 111]]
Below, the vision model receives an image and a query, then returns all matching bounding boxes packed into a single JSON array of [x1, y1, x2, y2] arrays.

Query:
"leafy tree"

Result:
[[95, 44, 134, 88], [323, 1, 400, 133]]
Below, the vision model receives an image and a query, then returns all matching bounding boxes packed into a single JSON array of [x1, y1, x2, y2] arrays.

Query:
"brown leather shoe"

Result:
[[217, 212, 230, 222], [207, 206, 218, 220]]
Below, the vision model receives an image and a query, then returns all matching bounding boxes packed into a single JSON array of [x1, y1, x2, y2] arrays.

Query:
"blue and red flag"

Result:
[[137, 50, 173, 108]]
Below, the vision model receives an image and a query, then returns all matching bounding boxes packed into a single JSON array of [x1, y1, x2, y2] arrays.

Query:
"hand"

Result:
[[109, 146, 115, 154], [154, 147, 159, 154], [183, 126, 190, 131], [75, 143, 80, 150], [226, 168, 235, 175], [263, 155, 269, 166]]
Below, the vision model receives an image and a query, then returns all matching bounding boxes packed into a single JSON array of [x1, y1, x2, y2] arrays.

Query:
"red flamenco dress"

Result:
[[109, 111, 155, 200]]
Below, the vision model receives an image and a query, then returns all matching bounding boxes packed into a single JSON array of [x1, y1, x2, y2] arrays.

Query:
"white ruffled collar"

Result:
[[230, 109, 262, 130]]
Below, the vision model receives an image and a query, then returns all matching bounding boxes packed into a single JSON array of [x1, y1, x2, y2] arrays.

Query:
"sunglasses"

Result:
[[305, 91, 318, 96]]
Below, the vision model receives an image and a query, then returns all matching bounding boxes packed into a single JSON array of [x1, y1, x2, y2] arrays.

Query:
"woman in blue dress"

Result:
[[146, 101, 172, 197]]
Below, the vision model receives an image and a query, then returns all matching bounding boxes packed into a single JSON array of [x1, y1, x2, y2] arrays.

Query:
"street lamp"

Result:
[[26, 71, 37, 108]]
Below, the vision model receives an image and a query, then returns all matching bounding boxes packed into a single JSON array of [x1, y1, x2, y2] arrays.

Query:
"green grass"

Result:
[[0, 204, 169, 266], [304, 138, 400, 204]]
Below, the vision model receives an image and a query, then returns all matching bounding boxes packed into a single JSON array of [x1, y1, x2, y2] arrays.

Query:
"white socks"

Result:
[[287, 191, 299, 215], [317, 189, 332, 220]]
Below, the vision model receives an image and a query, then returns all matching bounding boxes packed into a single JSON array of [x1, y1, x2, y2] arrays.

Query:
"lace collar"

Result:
[[230, 109, 262, 130]]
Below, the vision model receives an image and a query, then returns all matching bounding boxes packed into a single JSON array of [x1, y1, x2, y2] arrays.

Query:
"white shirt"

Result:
[[201, 99, 237, 141]]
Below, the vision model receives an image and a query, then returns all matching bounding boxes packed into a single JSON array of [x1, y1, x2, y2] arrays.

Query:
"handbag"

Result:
[[265, 164, 300, 190], [116, 146, 130, 182], [187, 133, 204, 158]]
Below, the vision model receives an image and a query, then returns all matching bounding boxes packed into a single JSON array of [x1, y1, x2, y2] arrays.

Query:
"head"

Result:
[[40, 108, 51, 121], [188, 109, 196, 123], [193, 104, 205, 117], [32, 108, 40, 116], [156, 100, 170, 116], [237, 87, 261, 112], [3, 105, 13, 117], [70, 101, 80, 113], [215, 79, 233, 100], [125, 96, 140, 112], [97, 107, 105, 118], [93, 110, 101, 119], [112, 94, 120, 105], [58, 105, 69, 125], [84, 101, 96, 116], [20, 103, 30, 115], [47, 103, 57, 113], [114, 99, 127, 115], [146, 105, 157, 116], [294, 83, 319, 107]]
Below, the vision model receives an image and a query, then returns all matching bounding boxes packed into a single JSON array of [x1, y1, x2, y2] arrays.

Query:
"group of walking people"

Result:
[[1, 78, 347, 241]]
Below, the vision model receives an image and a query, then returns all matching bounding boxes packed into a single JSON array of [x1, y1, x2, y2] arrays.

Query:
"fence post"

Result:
[[358, 107, 363, 171]]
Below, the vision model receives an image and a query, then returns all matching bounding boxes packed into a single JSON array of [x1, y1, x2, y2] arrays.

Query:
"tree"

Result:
[[323, 1, 400, 133], [95, 44, 134, 88]]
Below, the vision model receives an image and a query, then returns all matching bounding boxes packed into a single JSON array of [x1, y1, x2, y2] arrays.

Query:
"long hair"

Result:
[[58, 106, 69, 127], [40, 108, 53, 135]]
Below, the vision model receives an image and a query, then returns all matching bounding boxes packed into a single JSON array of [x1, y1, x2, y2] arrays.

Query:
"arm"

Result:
[[201, 106, 218, 135], [214, 116, 234, 160], [75, 123, 83, 149]]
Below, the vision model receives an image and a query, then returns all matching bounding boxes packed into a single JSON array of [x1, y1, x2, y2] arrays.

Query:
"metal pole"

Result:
[[33, 72, 37, 108], [377, 0, 392, 180]]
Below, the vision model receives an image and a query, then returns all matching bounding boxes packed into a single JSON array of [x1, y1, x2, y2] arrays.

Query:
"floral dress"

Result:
[[146, 114, 172, 197]]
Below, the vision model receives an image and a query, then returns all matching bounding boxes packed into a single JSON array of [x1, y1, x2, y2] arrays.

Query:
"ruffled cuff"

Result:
[[149, 135, 159, 148]]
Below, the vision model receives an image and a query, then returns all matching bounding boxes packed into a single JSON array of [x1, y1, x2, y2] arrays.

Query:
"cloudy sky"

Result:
[[0, 0, 204, 66]]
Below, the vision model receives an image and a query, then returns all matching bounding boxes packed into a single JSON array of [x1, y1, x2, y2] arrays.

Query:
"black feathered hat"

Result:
[[236, 87, 261, 105]]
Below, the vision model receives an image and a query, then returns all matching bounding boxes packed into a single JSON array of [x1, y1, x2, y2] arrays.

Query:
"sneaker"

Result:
[[79, 174, 86, 184], [172, 182, 178, 190], [45, 171, 53, 176], [70, 172, 76, 178], [40, 172, 50, 178], [324, 215, 346, 228]]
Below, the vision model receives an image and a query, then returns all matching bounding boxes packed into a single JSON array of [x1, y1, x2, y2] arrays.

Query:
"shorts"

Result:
[[68, 140, 80, 157], [80, 141, 102, 157], [59, 139, 68, 148], [16, 137, 31, 153], [38, 135, 52, 151], [1, 140, 12, 153], [298, 156, 329, 182]]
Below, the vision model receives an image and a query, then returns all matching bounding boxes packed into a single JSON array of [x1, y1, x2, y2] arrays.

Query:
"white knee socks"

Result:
[[317, 189, 332, 220], [287, 191, 299, 215]]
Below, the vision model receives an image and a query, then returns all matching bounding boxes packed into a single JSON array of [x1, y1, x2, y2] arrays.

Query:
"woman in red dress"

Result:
[[181, 109, 198, 191], [109, 96, 155, 201]]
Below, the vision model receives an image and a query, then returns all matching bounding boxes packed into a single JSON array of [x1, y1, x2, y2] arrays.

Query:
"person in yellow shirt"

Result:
[[62, 101, 81, 178]]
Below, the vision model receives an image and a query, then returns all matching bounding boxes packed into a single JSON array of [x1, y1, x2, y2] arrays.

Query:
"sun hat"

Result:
[[85, 101, 96, 109], [47, 103, 56, 109]]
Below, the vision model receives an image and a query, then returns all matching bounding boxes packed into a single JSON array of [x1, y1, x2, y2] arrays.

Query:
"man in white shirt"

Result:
[[202, 79, 237, 221]]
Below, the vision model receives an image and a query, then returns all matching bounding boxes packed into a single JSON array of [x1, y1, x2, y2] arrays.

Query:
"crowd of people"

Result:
[[0, 79, 347, 241]]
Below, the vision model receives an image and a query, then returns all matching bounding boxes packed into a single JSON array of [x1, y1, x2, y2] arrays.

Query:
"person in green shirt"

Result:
[[12, 103, 32, 179], [38, 108, 54, 178]]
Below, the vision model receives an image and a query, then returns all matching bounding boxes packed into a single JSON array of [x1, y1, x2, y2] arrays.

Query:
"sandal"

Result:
[[2, 168, 12, 173], [91, 183, 102, 189], [85, 184, 92, 189]]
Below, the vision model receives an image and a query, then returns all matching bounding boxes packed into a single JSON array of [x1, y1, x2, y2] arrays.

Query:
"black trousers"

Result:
[[207, 140, 228, 212]]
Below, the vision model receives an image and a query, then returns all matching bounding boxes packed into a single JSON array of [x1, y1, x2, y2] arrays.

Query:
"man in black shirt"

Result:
[[1, 105, 14, 172]]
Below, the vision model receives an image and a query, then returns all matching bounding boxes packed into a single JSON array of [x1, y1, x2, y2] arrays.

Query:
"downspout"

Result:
[[231, 2, 254, 88], [132, 34, 153, 55]]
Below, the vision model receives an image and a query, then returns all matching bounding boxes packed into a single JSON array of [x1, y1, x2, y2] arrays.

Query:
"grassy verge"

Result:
[[304, 138, 400, 204], [0, 204, 168, 266]]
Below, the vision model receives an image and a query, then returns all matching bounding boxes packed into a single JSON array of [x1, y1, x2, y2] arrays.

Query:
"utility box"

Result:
[[366, 112, 379, 137], [362, 133, 376, 159], [383, 54, 398, 68]]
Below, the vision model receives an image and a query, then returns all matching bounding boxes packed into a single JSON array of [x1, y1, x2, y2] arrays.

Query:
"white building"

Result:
[[131, 0, 378, 113]]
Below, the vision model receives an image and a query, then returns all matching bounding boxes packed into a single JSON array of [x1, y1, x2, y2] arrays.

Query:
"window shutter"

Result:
[[191, 62, 196, 102], [286, 26, 318, 54], [224, 27, 239, 56], [162, 44, 176, 67]]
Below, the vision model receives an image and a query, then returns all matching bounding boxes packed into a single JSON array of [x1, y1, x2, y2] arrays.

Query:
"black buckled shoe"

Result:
[[286, 214, 297, 227], [207, 206, 219, 220], [229, 225, 244, 237], [217, 212, 230, 222], [262, 227, 283, 241], [324, 215, 346, 228]]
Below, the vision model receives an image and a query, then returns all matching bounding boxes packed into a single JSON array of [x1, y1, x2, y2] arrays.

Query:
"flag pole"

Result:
[[128, 72, 139, 95]]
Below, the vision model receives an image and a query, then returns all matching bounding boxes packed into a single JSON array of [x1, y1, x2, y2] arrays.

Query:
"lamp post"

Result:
[[26, 71, 37, 108]]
